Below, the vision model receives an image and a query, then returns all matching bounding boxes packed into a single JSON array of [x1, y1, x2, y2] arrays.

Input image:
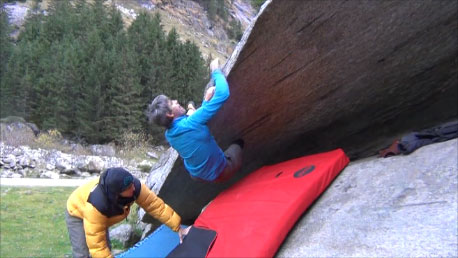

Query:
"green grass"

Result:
[[0, 187, 142, 257], [0, 187, 76, 258]]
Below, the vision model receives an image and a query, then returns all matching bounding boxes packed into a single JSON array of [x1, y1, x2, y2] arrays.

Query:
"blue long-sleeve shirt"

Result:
[[165, 69, 230, 181]]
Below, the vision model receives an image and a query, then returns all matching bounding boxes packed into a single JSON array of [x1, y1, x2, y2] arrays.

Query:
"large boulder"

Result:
[[0, 119, 38, 146], [109, 224, 133, 248], [277, 139, 457, 257], [139, 147, 179, 227], [90, 144, 116, 157], [158, 0, 458, 222]]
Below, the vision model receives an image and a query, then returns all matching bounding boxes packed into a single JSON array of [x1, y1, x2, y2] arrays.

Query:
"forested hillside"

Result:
[[0, 0, 209, 144]]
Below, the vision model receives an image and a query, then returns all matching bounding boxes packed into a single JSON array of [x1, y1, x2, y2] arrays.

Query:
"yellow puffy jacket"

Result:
[[67, 177, 181, 258]]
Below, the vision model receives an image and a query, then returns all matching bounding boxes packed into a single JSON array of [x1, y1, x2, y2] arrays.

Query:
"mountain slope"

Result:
[[4, 0, 256, 63], [112, 0, 256, 62]]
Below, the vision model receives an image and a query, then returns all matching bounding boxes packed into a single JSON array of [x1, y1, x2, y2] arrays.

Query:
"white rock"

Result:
[[147, 151, 159, 159], [12, 148, 24, 156], [41, 171, 60, 179], [11, 173, 23, 178], [4, 154, 17, 167], [109, 224, 132, 247], [85, 156, 105, 173]]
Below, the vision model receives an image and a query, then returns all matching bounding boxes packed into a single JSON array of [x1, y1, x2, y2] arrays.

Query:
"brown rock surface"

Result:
[[158, 0, 458, 223]]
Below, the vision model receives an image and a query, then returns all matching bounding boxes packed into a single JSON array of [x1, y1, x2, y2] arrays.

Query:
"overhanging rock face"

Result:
[[158, 0, 458, 223]]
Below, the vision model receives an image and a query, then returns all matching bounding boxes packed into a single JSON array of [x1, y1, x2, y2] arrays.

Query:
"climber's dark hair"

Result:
[[146, 95, 173, 129]]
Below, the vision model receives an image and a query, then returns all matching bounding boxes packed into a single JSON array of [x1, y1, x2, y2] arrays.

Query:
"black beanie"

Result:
[[101, 167, 134, 196]]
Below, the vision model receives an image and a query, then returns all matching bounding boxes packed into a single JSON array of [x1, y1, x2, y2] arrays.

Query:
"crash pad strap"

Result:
[[167, 226, 217, 258]]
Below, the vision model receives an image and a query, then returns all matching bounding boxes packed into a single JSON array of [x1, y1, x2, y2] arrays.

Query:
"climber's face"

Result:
[[167, 99, 186, 118], [119, 183, 135, 198]]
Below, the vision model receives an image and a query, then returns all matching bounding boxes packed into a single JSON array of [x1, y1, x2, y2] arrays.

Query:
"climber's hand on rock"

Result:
[[204, 86, 215, 101]]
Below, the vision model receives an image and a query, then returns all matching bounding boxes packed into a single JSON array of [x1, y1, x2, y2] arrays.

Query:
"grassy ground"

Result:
[[0, 187, 75, 258], [0, 186, 140, 257]]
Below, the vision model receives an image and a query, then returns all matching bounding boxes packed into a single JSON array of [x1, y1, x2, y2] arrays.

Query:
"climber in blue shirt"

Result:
[[147, 59, 244, 182]]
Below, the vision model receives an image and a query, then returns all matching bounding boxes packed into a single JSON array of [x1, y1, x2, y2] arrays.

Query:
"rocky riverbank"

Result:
[[0, 120, 164, 181], [0, 141, 161, 181]]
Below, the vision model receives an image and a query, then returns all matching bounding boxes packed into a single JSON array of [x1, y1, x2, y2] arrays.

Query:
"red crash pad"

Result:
[[194, 148, 350, 257]]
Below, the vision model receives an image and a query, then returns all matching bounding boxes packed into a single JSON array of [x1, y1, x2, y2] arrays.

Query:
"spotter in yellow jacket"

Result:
[[66, 167, 185, 258]]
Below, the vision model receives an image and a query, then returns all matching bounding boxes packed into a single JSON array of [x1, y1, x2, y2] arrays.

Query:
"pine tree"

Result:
[[0, 5, 12, 84], [1, 8, 46, 121], [163, 29, 208, 106], [182, 40, 208, 104], [251, 0, 267, 10], [128, 12, 166, 101], [52, 36, 83, 134], [215, 0, 228, 21], [194, 0, 227, 22], [33, 42, 61, 130], [228, 19, 243, 41], [104, 33, 144, 141], [164, 28, 184, 102], [1, 0, 208, 144], [207, 0, 217, 22], [1, 40, 38, 120], [75, 29, 108, 142], [0, 5, 14, 118]]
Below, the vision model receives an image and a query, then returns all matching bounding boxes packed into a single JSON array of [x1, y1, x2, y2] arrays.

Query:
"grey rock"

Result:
[[27, 157, 36, 168], [90, 144, 116, 157], [154, 145, 166, 153], [158, 0, 458, 224], [17, 156, 31, 168], [0, 141, 147, 179], [81, 172, 91, 177], [137, 160, 153, 173], [3, 170, 14, 178], [3, 3, 28, 27], [74, 157, 89, 171], [137, 208, 146, 224], [146, 147, 179, 193], [12, 147, 24, 156], [135, 220, 151, 240], [0, 121, 37, 146], [40, 171, 60, 179], [146, 151, 159, 160], [45, 163, 55, 170], [4, 154, 17, 168], [17, 168, 29, 177], [109, 224, 132, 247], [70, 143, 87, 154], [140, 223, 153, 240], [54, 155, 73, 173], [28, 149, 46, 162], [27, 169, 41, 178], [59, 169, 77, 176], [11, 173, 22, 178], [277, 139, 458, 257], [26, 122, 40, 136], [85, 156, 105, 173], [141, 147, 179, 225]]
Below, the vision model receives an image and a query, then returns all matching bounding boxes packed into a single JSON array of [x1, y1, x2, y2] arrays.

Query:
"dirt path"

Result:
[[0, 177, 146, 187], [0, 177, 95, 187]]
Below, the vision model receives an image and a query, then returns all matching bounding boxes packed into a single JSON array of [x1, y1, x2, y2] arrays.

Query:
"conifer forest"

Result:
[[0, 0, 209, 143]]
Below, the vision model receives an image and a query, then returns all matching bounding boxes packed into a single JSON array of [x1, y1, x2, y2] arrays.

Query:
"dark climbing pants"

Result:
[[214, 143, 243, 182], [190, 143, 243, 183], [65, 210, 111, 258]]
